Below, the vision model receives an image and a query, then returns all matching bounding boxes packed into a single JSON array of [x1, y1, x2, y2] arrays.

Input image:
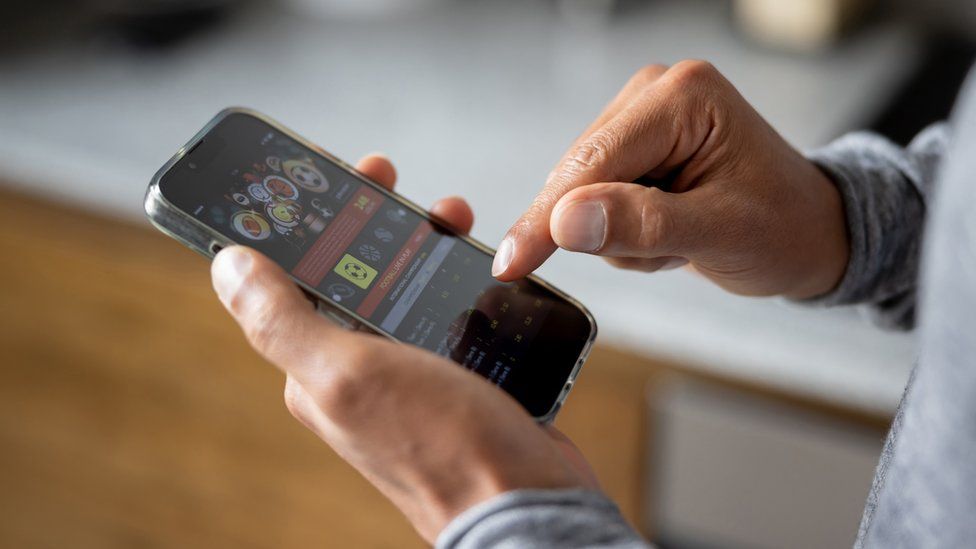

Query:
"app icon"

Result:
[[334, 254, 377, 289], [264, 175, 299, 200], [327, 283, 355, 302], [284, 159, 329, 193], [232, 192, 250, 206], [231, 210, 271, 240], [358, 244, 382, 262], [247, 182, 272, 202], [374, 227, 394, 243], [266, 198, 301, 228], [386, 207, 407, 224]]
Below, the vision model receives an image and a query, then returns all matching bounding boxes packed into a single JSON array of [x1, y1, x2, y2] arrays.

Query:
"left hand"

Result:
[[211, 154, 600, 543]]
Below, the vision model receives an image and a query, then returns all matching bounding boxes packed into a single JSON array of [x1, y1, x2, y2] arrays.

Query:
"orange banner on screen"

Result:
[[291, 187, 384, 286], [356, 222, 433, 317]]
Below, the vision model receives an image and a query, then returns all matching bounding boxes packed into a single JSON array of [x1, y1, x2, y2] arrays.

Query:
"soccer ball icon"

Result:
[[343, 261, 369, 280], [283, 160, 329, 193]]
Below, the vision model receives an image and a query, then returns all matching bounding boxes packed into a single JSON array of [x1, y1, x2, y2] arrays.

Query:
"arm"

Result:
[[855, 70, 976, 548], [805, 124, 948, 329]]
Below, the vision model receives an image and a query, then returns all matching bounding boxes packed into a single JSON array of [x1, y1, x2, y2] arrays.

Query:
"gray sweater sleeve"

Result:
[[805, 124, 948, 329], [855, 66, 976, 548], [436, 489, 651, 549]]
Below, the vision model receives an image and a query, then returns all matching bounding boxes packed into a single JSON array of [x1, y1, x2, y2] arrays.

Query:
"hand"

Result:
[[491, 61, 849, 299], [211, 154, 599, 543]]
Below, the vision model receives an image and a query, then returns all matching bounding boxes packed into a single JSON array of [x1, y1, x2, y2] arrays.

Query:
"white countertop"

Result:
[[0, 0, 919, 415]]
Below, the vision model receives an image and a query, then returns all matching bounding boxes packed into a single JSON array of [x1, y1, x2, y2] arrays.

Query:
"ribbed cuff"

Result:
[[436, 488, 642, 549]]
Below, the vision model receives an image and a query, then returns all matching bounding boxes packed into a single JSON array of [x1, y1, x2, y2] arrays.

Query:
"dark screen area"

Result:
[[158, 112, 593, 416]]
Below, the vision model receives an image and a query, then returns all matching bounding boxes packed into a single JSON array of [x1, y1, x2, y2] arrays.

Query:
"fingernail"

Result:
[[553, 201, 606, 252], [212, 247, 254, 306], [492, 238, 513, 277]]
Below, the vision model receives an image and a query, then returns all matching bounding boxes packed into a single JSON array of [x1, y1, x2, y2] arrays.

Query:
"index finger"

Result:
[[355, 153, 397, 190], [492, 60, 720, 280], [492, 87, 671, 279], [487, 70, 665, 281]]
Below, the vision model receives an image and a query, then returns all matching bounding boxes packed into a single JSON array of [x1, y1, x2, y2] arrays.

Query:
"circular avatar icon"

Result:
[[343, 261, 369, 281], [231, 210, 271, 241], [358, 244, 382, 262], [326, 283, 355, 302], [373, 227, 394, 243], [386, 208, 407, 224], [266, 156, 281, 172], [283, 159, 329, 193], [247, 182, 272, 203], [263, 175, 299, 200], [232, 192, 250, 206], [266, 199, 302, 228]]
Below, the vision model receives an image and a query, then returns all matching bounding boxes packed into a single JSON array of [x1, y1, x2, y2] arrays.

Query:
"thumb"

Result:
[[550, 182, 705, 259], [211, 246, 340, 383]]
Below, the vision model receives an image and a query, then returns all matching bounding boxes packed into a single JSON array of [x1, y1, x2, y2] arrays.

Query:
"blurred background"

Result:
[[1, 0, 974, 547]]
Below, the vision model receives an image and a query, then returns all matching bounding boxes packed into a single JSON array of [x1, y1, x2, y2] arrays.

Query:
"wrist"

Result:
[[785, 163, 851, 299], [408, 457, 584, 542]]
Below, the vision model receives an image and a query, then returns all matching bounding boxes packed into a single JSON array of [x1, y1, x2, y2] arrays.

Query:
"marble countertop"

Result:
[[0, 0, 919, 415]]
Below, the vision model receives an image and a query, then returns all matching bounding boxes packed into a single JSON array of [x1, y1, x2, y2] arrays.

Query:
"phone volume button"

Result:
[[329, 311, 359, 330], [315, 302, 359, 330]]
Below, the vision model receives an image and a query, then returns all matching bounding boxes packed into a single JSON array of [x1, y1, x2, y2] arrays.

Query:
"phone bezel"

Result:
[[144, 107, 597, 422]]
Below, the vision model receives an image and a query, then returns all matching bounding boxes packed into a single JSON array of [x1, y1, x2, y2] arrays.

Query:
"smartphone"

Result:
[[145, 108, 596, 421]]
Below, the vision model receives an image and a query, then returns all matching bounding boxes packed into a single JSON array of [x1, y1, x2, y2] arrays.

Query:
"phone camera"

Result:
[[188, 162, 198, 169]]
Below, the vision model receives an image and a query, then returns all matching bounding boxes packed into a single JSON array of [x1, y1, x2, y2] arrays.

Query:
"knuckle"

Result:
[[664, 59, 719, 91], [673, 59, 717, 80], [637, 189, 674, 252], [632, 64, 667, 85], [283, 382, 309, 422], [529, 186, 564, 221], [309, 348, 382, 423], [243, 298, 288, 355], [562, 133, 613, 177], [221, 275, 253, 319]]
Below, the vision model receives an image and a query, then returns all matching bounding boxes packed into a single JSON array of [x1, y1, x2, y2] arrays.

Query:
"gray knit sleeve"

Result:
[[804, 124, 949, 330], [436, 489, 652, 549]]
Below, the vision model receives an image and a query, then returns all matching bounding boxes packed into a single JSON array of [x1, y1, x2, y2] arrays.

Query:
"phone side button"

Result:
[[545, 401, 563, 421], [327, 311, 360, 330], [315, 303, 359, 330]]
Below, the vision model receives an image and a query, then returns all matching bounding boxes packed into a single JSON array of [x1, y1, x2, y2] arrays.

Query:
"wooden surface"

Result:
[[0, 189, 669, 548]]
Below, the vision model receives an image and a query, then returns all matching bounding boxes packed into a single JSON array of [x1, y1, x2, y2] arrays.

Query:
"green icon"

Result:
[[334, 253, 377, 289]]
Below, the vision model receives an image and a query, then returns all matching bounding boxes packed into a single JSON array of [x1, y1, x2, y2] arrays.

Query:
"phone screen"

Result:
[[159, 112, 593, 416]]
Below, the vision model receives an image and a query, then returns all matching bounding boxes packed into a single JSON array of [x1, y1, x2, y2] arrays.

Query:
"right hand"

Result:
[[492, 60, 849, 299]]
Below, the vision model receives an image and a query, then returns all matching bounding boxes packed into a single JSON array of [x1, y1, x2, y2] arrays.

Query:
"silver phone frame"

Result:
[[144, 107, 597, 422]]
